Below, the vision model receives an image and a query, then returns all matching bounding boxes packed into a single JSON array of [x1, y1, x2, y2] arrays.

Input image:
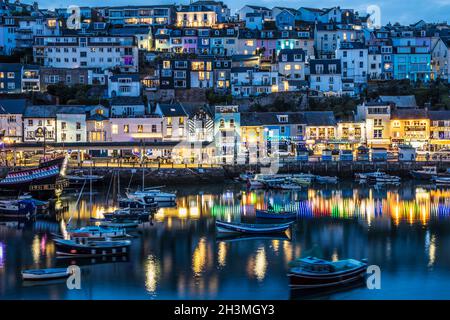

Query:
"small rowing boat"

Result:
[[288, 256, 367, 289], [21, 268, 72, 280], [215, 220, 293, 234], [256, 209, 296, 219]]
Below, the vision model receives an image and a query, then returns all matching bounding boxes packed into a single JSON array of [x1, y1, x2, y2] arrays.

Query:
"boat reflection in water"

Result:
[[1, 182, 450, 299]]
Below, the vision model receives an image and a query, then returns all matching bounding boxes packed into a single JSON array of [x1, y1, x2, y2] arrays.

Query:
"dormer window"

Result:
[[278, 115, 288, 123]]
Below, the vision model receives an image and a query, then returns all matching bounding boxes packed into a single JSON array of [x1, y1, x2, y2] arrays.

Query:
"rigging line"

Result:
[[105, 169, 115, 203], [66, 178, 87, 228]]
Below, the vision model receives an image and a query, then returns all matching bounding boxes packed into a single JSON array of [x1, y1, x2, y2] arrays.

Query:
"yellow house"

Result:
[[428, 111, 450, 151], [176, 10, 217, 27], [390, 109, 430, 149]]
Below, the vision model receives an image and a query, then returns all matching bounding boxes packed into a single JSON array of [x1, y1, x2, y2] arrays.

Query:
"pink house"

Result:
[[257, 38, 278, 59], [182, 36, 198, 54]]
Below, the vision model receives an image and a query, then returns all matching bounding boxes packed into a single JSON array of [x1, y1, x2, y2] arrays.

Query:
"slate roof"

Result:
[[0, 99, 29, 114], [379, 95, 417, 108], [428, 111, 450, 121], [23, 105, 99, 117], [241, 112, 305, 126], [110, 96, 144, 106], [309, 59, 341, 74], [109, 74, 140, 82], [303, 111, 336, 126], [158, 102, 188, 117], [391, 109, 428, 120]]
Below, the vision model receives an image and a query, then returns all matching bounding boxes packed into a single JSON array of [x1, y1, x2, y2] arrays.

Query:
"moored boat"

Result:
[[21, 268, 72, 281], [215, 220, 293, 234], [432, 176, 450, 185], [366, 171, 400, 184], [410, 166, 438, 180], [0, 199, 37, 218], [65, 173, 104, 187], [291, 177, 312, 186], [67, 225, 127, 239], [315, 176, 338, 184], [288, 256, 368, 289], [103, 208, 152, 220], [127, 188, 176, 203], [54, 238, 131, 258], [256, 209, 296, 219], [0, 156, 67, 198]]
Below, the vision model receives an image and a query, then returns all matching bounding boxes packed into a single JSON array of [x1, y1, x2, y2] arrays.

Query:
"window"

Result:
[[76, 122, 81, 130], [374, 119, 382, 126], [76, 134, 81, 141], [7, 72, 15, 78], [61, 133, 66, 141], [112, 124, 118, 134], [151, 125, 157, 133], [123, 124, 129, 133], [61, 122, 67, 130], [374, 129, 383, 138], [137, 125, 143, 133], [28, 119, 33, 126]]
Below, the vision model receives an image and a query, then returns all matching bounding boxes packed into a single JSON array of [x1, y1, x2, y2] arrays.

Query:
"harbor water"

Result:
[[1, 181, 450, 299]]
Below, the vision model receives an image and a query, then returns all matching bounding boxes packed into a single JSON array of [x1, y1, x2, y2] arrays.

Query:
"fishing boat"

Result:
[[256, 209, 296, 219], [0, 156, 67, 197], [21, 268, 73, 281], [67, 225, 127, 239], [315, 176, 338, 184], [0, 199, 37, 218], [432, 176, 450, 185], [54, 238, 131, 258], [215, 220, 293, 234], [288, 256, 368, 289]]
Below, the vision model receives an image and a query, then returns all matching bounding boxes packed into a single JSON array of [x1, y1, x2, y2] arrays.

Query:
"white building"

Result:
[[107, 73, 141, 98], [110, 115, 163, 142], [0, 98, 27, 143], [155, 102, 189, 141], [33, 35, 139, 72], [237, 5, 271, 21], [23, 105, 104, 143], [231, 67, 279, 97], [335, 41, 368, 84], [432, 38, 450, 82], [309, 59, 342, 95]]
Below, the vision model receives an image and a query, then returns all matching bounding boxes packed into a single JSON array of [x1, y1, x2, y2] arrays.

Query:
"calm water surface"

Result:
[[1, 181, 450, 300]]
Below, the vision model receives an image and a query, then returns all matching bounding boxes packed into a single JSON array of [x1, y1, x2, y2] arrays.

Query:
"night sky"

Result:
[[39, 0, 450, 25]]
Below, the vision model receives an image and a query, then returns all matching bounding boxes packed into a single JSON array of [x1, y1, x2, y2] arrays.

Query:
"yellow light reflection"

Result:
[[145, 254, 160, 293], [192, 238, 207, 276]]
